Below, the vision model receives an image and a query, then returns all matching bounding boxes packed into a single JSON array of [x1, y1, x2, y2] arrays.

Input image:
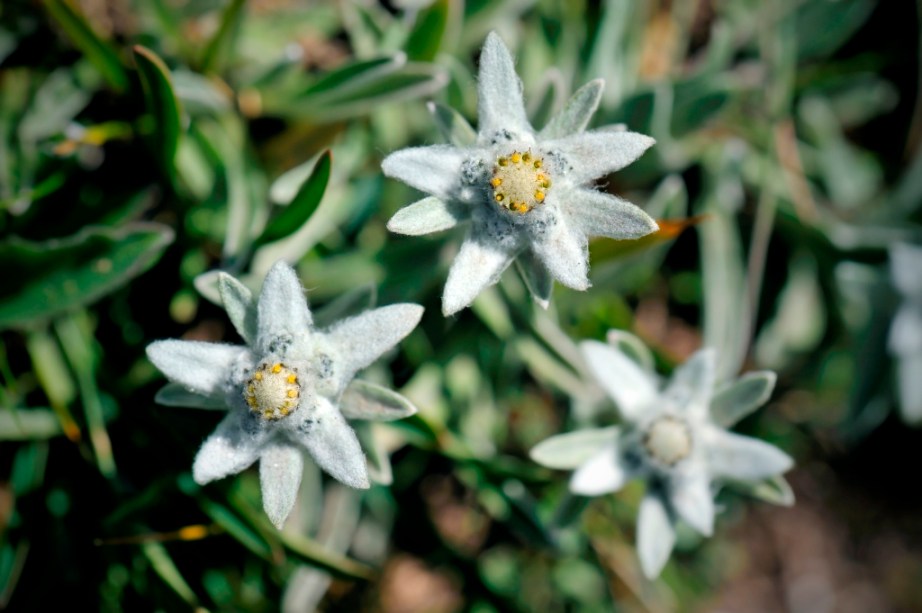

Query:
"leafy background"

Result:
[[1, 0, 921, 610]]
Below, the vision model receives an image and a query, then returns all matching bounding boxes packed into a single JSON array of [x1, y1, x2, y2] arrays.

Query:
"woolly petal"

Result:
[[321, 304, 423, 384], [515, 250, 553, 309], [563, 189, 658, 240], [146, 340, 246, 397], [530, 427, 619, 470], [890, 242, 922, 298], [477, 32, 531, 142], [155, 383, 226, 410], [889, 303, 922, 355], [529, 213, 589, 290], [637, 493, 676, 579], [291, 397, 369, 489], [192, 412, 270, 485], [580, 340, 657, 421], [382, 145, 467, 201], [218, 272, 257, 345], [442, 232, 518, 316], [670, 473, 714, 536], [340, 380, 418, 421], [256, 261, 313, 355], [259, 443, 304, 529], [706, 429, 793, 481], [539, 79, 604, 140], [387, 196, 469, 236], [665, 348, 717, 419], [569, 443, 630, 496], [547, 130, 655, 185], [710, 371, 777, 427], [897, 352, 922, 424]]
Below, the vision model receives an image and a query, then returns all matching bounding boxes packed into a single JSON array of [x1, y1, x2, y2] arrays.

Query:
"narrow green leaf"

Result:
[[0, 409, 62, 441], [199, 0, 246, 74], [0, 223, 174, 329], [133, 46, 182, 179], [41, 0, 128, 91], [428, 102, 476, 147], [405, 0, 451, 62], [141, 542, 199, 607], [278, 532, 376, 581], [256, 151, 331, 246]]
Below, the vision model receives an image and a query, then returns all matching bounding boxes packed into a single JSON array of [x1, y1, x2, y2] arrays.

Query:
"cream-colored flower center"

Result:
[[490, 150, 551, 214], [244, 362, 301, 421], [643, 416, 692, 465]]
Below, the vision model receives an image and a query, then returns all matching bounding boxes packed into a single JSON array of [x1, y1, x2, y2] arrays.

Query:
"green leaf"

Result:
[[256, 150, 331, 246], [41, 0, 128, 92], [0, 409, 61, 441], [428, 102, 476, 147], [133, 46, 182, 180], [0, 223, 174, 330], [199, 0, 246, 74], [405, 0, 451, 62], [141, 542, 199, 607]]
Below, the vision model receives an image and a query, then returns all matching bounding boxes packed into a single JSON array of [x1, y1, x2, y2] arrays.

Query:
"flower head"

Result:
[[889, 243, 922, 424], [531, 337, 793, 579], [147, 261, 423, 528], [383, 32, 658, 315]]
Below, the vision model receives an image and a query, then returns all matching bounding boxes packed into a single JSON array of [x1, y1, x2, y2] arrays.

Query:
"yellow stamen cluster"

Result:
[[643, 416, 692, 466], [244, 362, 301, 421], [491, 150, 551, 214]]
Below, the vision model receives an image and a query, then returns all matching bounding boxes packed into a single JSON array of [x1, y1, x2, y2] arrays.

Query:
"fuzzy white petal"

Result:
[[321, 304, 423, 385], [515, 250, 553, 309], [670, 472, 714, 536], [477, 32, 531, 142], [218, 272, 257, 345], [256, 261, 313, 355], [155, 383, 226, 410], [340, 380, 418, 421], [710, 371, 777, 427], [570, 443, 630, 496], [546, 130, 654, 185], [706, 429, 793, 481], [192, 412, 269, 485], [539, 79, 604, 140], [387, 196, 469, 236], [529, 213, 590, 290], [146, 340, 246, 397], [665, 348, 717, 419], [442, 233, 518, 316], [563, 189, 658, 240], [889, 303, 922, 355], [530, 427, 619, 470], [890, 243, 922, 298], [291, 397, 369, 489], [897, 352, 922, 424], [259, 443, 304, 529], [382, 146, 467, 201], [637, 493, 676, 579], [580, 340, 657, 421]]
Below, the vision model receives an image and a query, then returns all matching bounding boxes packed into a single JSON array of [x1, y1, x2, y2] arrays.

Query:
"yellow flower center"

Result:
[[643, 416, 692, 466], [244, 362, 301, 421], [490, 150, 551, 214]]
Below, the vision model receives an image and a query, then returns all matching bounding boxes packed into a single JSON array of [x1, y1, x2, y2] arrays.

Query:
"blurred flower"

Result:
[[531, 339, 793, 578], [147, 261, 423, 528], [382, 32, 658, 316], [889, 243, 922, 424]]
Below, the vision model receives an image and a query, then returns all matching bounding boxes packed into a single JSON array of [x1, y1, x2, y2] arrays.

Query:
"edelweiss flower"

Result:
[[531, 339, 793, 578], [382, 32, 658, 315], [147, 261, 423, 528], [889, 243, 922, 424]]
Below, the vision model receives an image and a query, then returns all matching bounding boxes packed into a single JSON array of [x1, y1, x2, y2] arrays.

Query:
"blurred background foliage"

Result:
[[0, 0, 921, 610]]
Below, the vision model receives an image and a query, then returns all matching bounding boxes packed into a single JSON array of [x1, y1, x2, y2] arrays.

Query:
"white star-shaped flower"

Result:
[[382, 32, 658, 315], [531, 339, 793, 579], [889, 243, 922, 424], [146, 261, 423, 528]]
